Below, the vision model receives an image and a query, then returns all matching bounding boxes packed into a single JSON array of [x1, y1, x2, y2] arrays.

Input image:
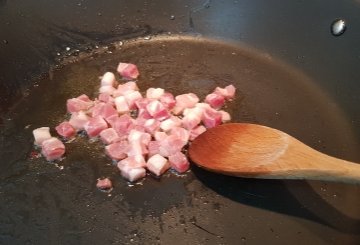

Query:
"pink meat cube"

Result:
[[219, 110, 231, 122], [214, 84, 236, 100], [33, 127, 52, 146], [202, 108, 222, 128], [99, 85, 116, 95], [175, 93, 199, 109], [124, 91, 143, 109], [91, 102, 118, 120], [55, 121, 76, 138], [143, 119, 160, 135], [96, 178, 113, 190], [112, 114, 134, 136], [146, 100, 170, 121], [115, 96, 130, 113], [69, 111, 90, 131], [160, 92, 176, 109], [98, 93, 114, 104], [189, 125, 207, 141], [160, 116, 182, 132], [146, 88, 165, 99], [182, 112, 202, 130], [183, 107, 204, 117], [77, 94, 91, 102], [113, 82, 139, 97], [159, 135, 186, 157], [121, 166, 146, 182], [170, 127, 190, 144], [169, 152, 190, 173], [148, 141, 161, 157], [205, 93, 225, 109], [128, 130, 151, 146], [101, 72, 116, 87], [66, 97, 93, 113], [137, 109, 153, 120], [135, 98, 152, 109], [99, 128, 121, 144], [84, 116, 108, 137], [146, 154, 170, 176], [117, 63, 139, 80], [172, 105, 185, 115], [105, 141, 129, 160], [41, 137, 65, 161], [117, 155, 146, 172], [154, 131, 167, 141]]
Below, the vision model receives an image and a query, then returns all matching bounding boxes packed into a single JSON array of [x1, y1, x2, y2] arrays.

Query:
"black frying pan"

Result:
[[1, 0, 359, 244]]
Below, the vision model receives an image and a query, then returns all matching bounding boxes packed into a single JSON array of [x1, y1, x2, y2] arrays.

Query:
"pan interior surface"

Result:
[[0, 35, 359, 244]]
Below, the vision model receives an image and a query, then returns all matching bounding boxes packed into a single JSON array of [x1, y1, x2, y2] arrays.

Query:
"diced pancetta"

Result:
[[84, 116, 108, 137], [117, 155, 146, 172], [96, 178, 113, 190], [160, 92, 176, 109], [202, 108, 222, 128], [160, 116, 182, 132], [146, 154, 170, 176], [143, 119, 160, 135], [182, 112, 201, 130], [189, 125, 207, 141], [148, 141, 161, 157], [99, 128, 121, 144], [66, 97, 93, 113], [105, 141, 129, 160], [169, 152, 190, 173], [33, 127, 52, 146], [115, 96, 130, 114], [99, 85, 116, 95], [146, 88, 165, 99], [101, 72, 116, 87], [205, 93, 225, 109], [117, 63, 139, 80], [98, 93, 114, 104], [170, 127, 190, 144], [55, 121, 76, 138], [159, 135, 186, 157], [121, 166, 146, 182], [124, 91, 143, 110], [214, 84, 236, 100], [41, 137, 65, 161], [146, 100, 170, 121], [69, 111, 90, 131], [91, 102, 118, 120], [175, 93, 199, 109]]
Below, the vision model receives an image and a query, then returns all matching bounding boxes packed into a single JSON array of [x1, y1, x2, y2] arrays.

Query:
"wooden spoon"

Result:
[[188, 123, 360, 183]]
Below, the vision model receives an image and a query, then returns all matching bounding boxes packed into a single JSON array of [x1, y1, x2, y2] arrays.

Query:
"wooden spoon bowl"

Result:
[[188, 123, 360, 183]]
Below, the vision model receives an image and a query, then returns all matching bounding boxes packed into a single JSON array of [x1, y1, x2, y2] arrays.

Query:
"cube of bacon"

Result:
[[121, 166, 146, 182], [117, 155, 146, 172], [66, 97, 93, 113], [117, 63, 139, 80], [148, 141, 161, 157], [115, 96, 130, 114], [219, 110, 231, 122], [160, 92, 176, 109], [33, 127, 52, 146], [137, 109, 153, 120], [99, 128, 121, 144], [84, 116, 108, 137], [41, 137, 65, 161], [146, 100, 170, 121], [105, 141, 129, 160], [143, 119, 160, 135], [69, 111, 90, 131], [101, 72, 116, 87], [182, 112, 202, 130], [202, 108, 222, 128], [189, 125, 207, 141], [159, 135, 186, 157], [96, 178, 112, 190], [135, 98, 152, 110], [99, 85, 116, 95], [146, 88, 165, 99], [111, 114, 134, 136], [91, 102, 118, 120], [175, 93, 199, 109], [154, 131, 167, 141], [55, 121, 76, 138], [214, 84, 236, 100], [124, 91, 143, 110], [170, 127, 190, 144], [98, 93, 114, 104], [113, 81, 139, 97], [169, 152, 190, 173], [146, 154, 170, 176], [205, 93, 225, 109], [160, 116, 182, 132]]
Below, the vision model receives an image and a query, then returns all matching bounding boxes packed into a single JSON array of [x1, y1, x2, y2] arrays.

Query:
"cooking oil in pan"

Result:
[[1, 35, 360, 244]]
